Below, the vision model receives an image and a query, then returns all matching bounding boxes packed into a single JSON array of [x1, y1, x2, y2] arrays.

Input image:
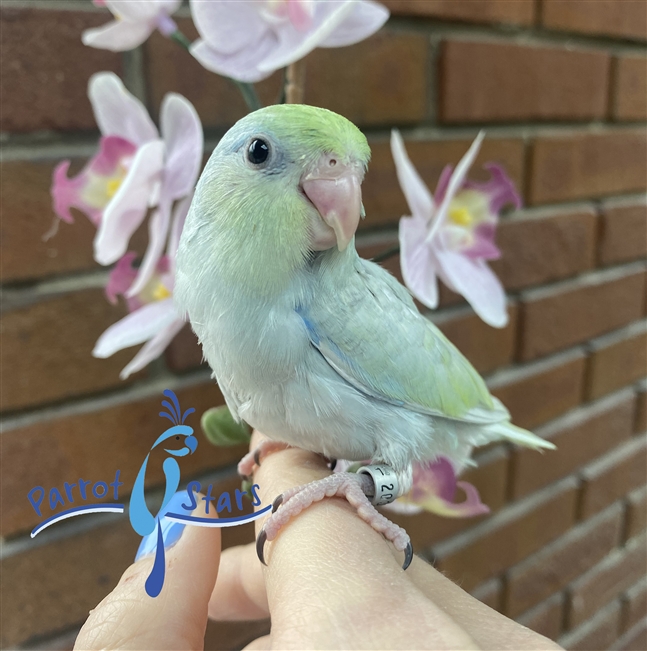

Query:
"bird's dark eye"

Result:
[[175, 436, 180, 440], [247, 138, 270, 166]]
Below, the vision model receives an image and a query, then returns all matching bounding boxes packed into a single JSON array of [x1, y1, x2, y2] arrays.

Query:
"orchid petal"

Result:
[[399, 214, 439, 309], [160, 94, 203, 199], [390, 130, 434, 222], [434, 165, 453, 204], [382, 500, 423, 515], [104, 0, 169, 22], [258, 1, 356, 72], [435, 249, 508, 328], [119, 317, 184, 379], [51, 136, 136, 226], [126, 199, 172, 297], [427, 132, 484, 244], [82, 19, 153, 51], [94, 139, 165, 265], [168, 194, 193, 268], [464, 223, 501, 261], [464, 163, 522, 214], [189, 0, 267, 55], [93, 298, 177, 358], [51, 161, 89, 224], [105, 251, 138, 305], [319, 0, 389, 47], [190, 33, 277, 82], [89, 72, 159, 145]]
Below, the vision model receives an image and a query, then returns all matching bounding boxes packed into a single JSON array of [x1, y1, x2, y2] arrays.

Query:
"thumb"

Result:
[[75, 492, 221, 651]]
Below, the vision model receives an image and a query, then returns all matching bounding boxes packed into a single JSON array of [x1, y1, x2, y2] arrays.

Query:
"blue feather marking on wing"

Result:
[[296, 306, 406, 408]]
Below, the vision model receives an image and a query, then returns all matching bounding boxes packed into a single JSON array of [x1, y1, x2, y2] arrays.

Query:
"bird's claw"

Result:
[[256, 527, 268, 566], [272, 494, 284, 513], [402, 541, 413, 570], [253, 448, 262, 466]]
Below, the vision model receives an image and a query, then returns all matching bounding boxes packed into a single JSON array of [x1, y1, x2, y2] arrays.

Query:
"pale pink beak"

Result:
[[302, 155, 363, 252]]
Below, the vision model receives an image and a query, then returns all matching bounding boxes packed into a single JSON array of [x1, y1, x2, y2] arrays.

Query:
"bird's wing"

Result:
[[301, 254, 507, 424]]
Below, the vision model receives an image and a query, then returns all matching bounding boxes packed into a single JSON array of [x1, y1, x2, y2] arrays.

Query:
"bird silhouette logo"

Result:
[[129, 389, 197, 597]]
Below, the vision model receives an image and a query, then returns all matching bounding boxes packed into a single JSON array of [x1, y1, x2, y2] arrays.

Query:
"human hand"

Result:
[[75, 430, 563, 650]]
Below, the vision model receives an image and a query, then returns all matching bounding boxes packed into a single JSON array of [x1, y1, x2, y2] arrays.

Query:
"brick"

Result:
[[303, 31, 428, 127], [529, 131, 647, 205], [0, 383, 241, 538], [165, 324, 205, 373], [622, 579, 647, 632], [636, 380, 647, 433], [626, 487, 647, 541], [517, 594, 565, 640], [587, 322, 647, 400], [560, 600, 622, 651], [23, 628, 78, 651], [0, 160, 99, 282], [542, 0, 647, 41], [488, 349, 586, 430], [512, 390, 636, 498], [506, 504, 624, 617], [491, 207, 597, 291], [471, 577, 503, 611], [519, 267, 646, 361], [204, 620, 270, 651], [432, 303, 519, 374], [0, 290, 144, 412], [387, 446, 509, 550], [362, 137, 525, 229], [599, 200, 647, 266], [580, 435, 647, 518], [433, 478, 578, 591], [568, 533, 647, 628], [0, 8, 122, 133], [439, 40, 609, 124], [614, 55, 647, 121], [612, 618, 647, 651], [383, 0, 535, 25], [0, 520, 139, 648]]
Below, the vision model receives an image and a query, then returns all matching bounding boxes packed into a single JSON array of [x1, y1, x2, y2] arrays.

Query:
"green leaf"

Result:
[[201, 406, 251, 447]]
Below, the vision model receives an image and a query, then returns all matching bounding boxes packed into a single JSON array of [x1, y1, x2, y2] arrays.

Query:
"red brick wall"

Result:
[[1, 1, 646, 649]]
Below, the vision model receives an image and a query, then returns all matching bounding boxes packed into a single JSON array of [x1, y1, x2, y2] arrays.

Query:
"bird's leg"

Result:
[[237, 440, 292, 480], [257, 468, 413, 570]]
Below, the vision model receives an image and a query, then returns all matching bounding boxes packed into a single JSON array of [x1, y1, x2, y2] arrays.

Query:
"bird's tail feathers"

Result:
[[483, 421, 556, 451]]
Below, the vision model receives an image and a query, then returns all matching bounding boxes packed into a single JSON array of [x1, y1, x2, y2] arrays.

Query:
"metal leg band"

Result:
[[357, 464, 399, 506]]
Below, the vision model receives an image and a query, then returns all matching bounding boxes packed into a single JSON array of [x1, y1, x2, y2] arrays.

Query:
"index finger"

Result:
[[248, 431, 412, 611]]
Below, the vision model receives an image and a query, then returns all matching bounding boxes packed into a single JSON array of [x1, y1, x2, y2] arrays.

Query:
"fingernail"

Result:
[[135, 491, 189, 562]]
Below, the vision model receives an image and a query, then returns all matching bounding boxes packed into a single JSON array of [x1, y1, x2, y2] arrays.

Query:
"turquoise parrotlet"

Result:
[[175, 105, 553, 568]]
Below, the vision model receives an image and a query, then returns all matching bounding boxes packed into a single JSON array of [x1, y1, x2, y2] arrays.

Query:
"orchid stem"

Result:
[[232, 80, 262, 111], [169, 29, 262, 113], [170, 30, 192, 50], [285, 59, 306, 104], [372, 245, 400, 264]]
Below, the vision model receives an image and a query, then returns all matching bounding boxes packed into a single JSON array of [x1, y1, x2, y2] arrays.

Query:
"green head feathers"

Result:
[[186, 105, 371, 295]]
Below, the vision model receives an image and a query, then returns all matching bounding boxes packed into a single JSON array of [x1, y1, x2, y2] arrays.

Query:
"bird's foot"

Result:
[[256, 471, 413, 570], [237, 440, 291, 480]]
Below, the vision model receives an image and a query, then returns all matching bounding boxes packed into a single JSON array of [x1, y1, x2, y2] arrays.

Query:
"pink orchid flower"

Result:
[[190, 0, 389, 82], [391, 131, 522, 328], [93, 194, 192, 379], [383, 458, 490, 518], [335, 457, 489, 518], [83, 0, 182, 51], [51, 72, 203, 299]]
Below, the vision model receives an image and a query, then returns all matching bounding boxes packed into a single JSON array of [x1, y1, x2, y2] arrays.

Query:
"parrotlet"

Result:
[[175, 105, 553, 568]]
